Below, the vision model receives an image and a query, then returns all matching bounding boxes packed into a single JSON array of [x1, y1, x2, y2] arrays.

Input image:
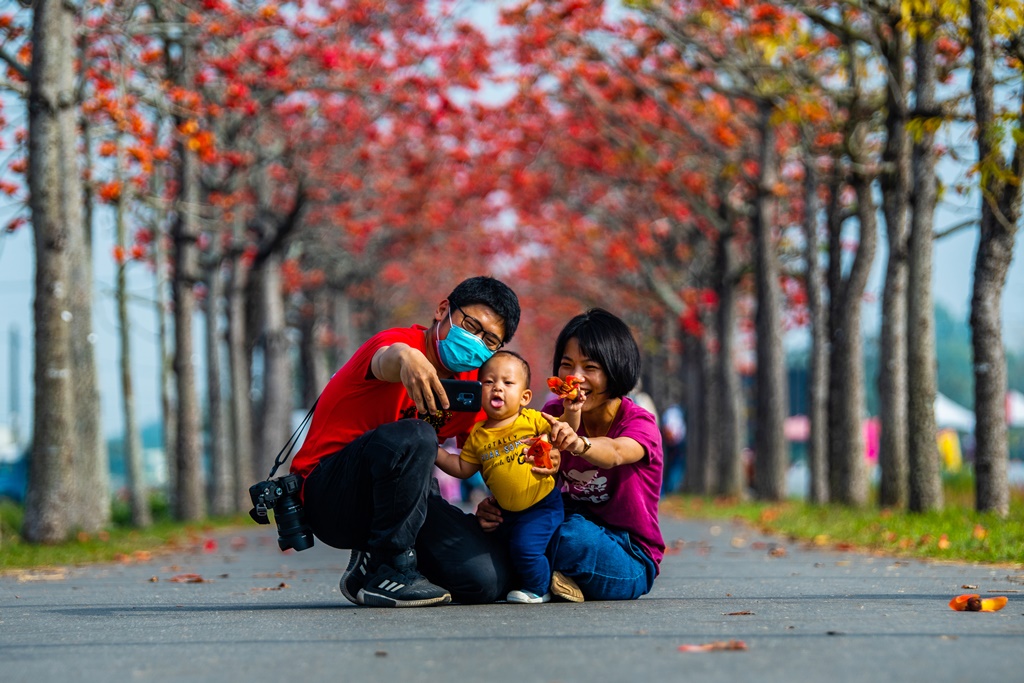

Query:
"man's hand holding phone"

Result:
[[415, 379, 482, 417]]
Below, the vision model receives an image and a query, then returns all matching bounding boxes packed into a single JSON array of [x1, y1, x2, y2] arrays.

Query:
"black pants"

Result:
[[303, 419, 511, 604]]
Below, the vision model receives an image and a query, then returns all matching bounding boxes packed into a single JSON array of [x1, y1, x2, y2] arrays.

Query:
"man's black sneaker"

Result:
[[357, 549, 451, 608], [340, 549, 371, 605]]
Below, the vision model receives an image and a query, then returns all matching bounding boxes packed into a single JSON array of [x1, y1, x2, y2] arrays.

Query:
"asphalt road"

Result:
[[2, 509, 1021, 683]]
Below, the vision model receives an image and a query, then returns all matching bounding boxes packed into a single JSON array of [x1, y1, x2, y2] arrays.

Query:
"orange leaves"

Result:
[[168, 87, 202, 111], [712, 124, 739, 148], [524, 436, 553, 470], [750, 4, 784, 23], [97, 180, 122, 202], [680, 171, 707, 196], [176, 119, 217, 162], [4, 215, 25, 234], [679, 287, 718, 339], [814, 131, 844, 149], [547, 375, 582, 400], [948, 594, 1008, 612], [113, 242, 147, 265]]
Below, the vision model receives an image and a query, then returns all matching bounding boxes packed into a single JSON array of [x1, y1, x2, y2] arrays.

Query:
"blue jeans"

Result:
[[552, 508, 657, 600], [500, 487, 564, 596]]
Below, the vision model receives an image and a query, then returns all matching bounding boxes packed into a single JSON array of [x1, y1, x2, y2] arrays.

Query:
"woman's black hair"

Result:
[[551, 308, 641, 399], [447, 276, 521, 343]]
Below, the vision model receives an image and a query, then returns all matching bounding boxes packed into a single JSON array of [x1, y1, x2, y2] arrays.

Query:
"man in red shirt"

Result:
[[292, 276, 521, 607]]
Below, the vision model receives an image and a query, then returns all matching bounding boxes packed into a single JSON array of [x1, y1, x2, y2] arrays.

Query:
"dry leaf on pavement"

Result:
[[169, 573, 209, 583], [678, 640, 748, 653]]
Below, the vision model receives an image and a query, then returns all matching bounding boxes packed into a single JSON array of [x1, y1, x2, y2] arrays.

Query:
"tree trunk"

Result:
[[298, 290, 331, 407], [170, 36, 204, 521], [802, 156, 829, 504], [714, 232, 743, 498], [681, 330, 712, 495], [331, 291, 360, 369], [149, 149, 176, 508], [66, 28, 110, 533], [255, 251, 294, 476], [907, 28, 943, 513], [227, 255, 255, 507], [115, 141, 151, 528], [250, 152, 296, 478], [752, 109, 787, 501], [877, 16, 911, 509], [699, 320, 721, 495], [827, 156, 873, 507], [23, 0, 80, 543], [968, 0, 1019, 517], [206, 258, 233, 515]]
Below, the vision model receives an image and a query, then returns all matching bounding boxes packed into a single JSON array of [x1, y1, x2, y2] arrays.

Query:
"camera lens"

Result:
[[275, 494, 314, 551]]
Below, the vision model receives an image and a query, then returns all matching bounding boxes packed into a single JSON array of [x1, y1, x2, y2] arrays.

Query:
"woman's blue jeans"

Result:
[[551, 508, 657, 600]]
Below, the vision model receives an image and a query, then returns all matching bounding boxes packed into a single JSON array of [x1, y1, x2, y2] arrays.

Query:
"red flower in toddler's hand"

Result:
[[524, 436, 553, 470]]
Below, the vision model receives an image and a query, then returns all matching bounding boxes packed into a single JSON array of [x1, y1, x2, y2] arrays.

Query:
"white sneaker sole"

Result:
[[358, 588, 452, 608], [507, 590, 551, 604]]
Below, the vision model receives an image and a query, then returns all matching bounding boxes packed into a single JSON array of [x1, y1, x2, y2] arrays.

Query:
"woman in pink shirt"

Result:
[[479, 308, 665, 601]]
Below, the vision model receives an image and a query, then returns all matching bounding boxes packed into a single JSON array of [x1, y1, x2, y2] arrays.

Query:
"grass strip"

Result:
[[661, 492, 1024, 568], [0, 499, 249, 571]]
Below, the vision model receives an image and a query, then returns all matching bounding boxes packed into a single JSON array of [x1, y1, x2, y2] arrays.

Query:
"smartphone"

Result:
[[438, 379, 482, 412]]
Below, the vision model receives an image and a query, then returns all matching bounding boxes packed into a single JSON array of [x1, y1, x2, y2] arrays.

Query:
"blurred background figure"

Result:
[[660, 404, 686, 495], [628, 380, 659, 423], [437, 437, 489, 509]]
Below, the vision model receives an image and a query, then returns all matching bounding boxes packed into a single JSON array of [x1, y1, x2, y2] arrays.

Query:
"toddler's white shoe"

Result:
[[506, 589, 551, 604]]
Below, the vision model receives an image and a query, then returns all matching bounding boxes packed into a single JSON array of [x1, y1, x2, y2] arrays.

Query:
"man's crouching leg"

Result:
[[415, 485, 512, 604]]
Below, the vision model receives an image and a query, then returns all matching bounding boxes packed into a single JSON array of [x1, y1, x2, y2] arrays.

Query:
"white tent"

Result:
[[1008, 390, 1024, 428], [935, 393, 975, 432]]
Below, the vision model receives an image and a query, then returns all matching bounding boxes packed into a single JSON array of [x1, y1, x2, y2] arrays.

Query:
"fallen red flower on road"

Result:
[[948, 594, 1007, 612]]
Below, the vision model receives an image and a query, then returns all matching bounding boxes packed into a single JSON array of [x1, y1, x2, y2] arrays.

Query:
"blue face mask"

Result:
[[436, 310, 494, 373]]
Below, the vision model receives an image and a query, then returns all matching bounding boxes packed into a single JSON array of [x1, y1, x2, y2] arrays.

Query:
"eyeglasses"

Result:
[[454, 306, 504, 351]]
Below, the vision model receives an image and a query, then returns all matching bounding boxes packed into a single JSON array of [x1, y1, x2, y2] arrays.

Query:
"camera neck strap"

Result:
[[266, 399, 319, 480]]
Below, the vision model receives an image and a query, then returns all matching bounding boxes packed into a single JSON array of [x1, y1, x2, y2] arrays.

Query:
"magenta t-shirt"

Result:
[[543, 396, 666, 572]]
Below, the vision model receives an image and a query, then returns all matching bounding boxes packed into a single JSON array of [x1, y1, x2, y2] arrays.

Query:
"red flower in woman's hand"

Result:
[[547, 375, 582, 400]]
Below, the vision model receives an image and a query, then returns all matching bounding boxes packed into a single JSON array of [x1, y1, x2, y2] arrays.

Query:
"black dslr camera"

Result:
[[248, 473, 315, 552]]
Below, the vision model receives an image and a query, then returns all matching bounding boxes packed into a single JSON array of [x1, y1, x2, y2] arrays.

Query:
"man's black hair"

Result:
[[481, 349, 531, 387], [447, 276, 521, 343], [551, 308, 640, 399]]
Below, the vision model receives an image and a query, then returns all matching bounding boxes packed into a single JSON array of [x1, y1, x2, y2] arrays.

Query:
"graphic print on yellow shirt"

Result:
[[458, 408, 554, 512]]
